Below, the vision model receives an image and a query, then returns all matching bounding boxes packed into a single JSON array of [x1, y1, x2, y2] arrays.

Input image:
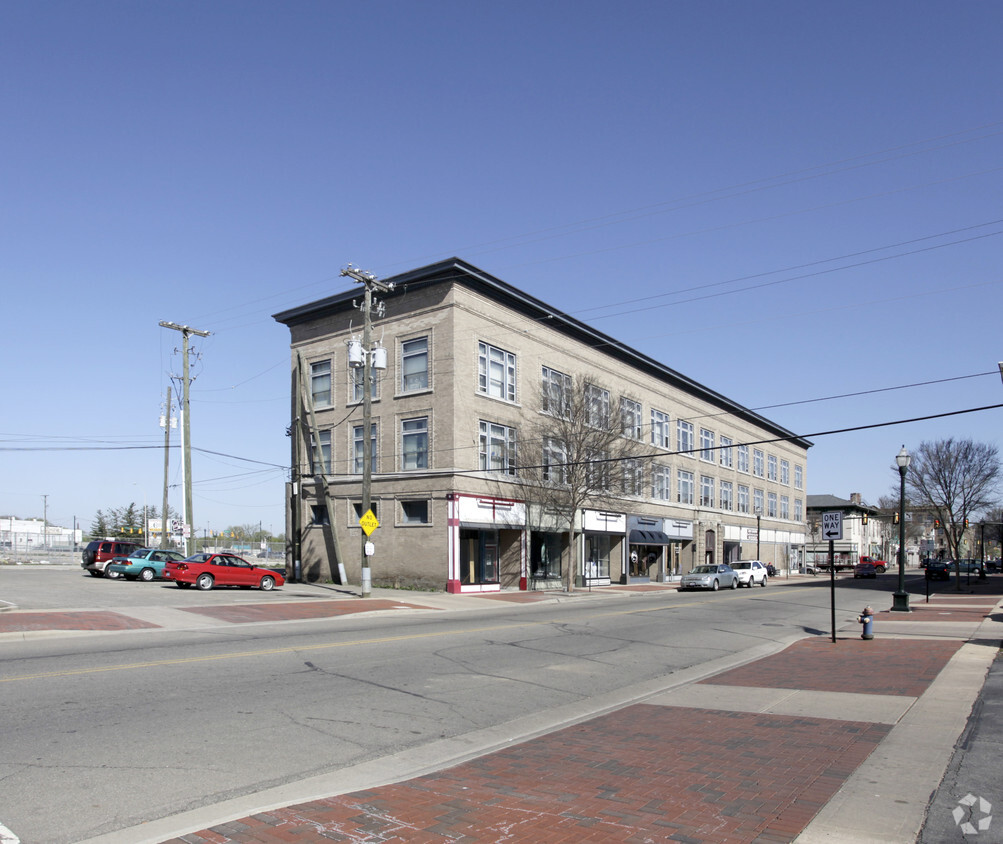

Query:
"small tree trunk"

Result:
[[566, 526, 576, 592]]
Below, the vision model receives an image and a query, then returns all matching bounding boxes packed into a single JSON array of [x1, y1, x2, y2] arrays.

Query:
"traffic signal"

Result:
[[964, 518, 969, 528], [861, 513, 868, 525], [934, 519, 941, 529], [893, 513, 899, 525]]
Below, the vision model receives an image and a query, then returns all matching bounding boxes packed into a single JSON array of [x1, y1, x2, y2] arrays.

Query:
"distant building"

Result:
[[274, 258, 811, 592], [0, 516, 82, 552]]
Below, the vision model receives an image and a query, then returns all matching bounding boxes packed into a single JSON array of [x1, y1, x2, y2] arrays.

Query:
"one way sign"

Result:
[[822, 511, 843, 540]]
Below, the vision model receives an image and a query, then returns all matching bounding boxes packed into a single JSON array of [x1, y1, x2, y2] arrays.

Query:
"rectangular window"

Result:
[[795, 464, 803, 490], [478, 342, 516, 402], [700, 428, 715, 462], [401, 500, 430, 524], [310, 429, 331, 474], [352, 501, 379, 520], [780, 459, 790, 486], [310, 505, 329, 526], [795, 498, 803, 522], [780, 495, 790, 520], [351, 365, 379, 403], [737, 444, 750, 473], [622, 459, 643, 496], [310, 360, 332, 408], [479, 420, 517, 475], [737, 485, 750, 514], [677, 420, 694, 456], [541, 366, 572, 417], [700, 475, 715, 507], [753, 449, 765, 478], [767, 454, 778, 482], [768, 492, 778, 518], [677, 469, 694, 505], [401, 337, 429, 392], [754, 488, 765, 515], [720, 436, 733, 468], [652, 464, 671, 500], [352, 423, 378, 474], [586, 449, 610, 490], [621, 398, 642, 440], [719, 480, 734, 511], [586, 383, 610, 427], [651, 409, 671, 448], [401, 417, 428, 470], [543, 437, 567, 484]]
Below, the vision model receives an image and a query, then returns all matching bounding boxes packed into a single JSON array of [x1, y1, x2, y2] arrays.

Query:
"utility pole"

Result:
[[159, 322, 210, 555], [160, 386, 173, 549], [340, 265, 393, 597]]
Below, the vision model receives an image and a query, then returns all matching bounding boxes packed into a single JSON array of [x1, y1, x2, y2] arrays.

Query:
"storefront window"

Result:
[[531, 533, 563, 582], [584, 533, 611, 580]]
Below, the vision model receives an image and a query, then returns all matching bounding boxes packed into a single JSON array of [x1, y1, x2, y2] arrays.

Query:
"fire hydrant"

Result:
[[858, 605, 874, 640]]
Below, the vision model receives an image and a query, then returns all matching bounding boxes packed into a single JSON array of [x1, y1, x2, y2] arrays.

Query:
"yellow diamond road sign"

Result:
[[359, 509, 379, 536]]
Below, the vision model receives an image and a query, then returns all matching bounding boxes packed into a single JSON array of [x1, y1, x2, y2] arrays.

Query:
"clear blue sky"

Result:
[[2, 1, 1001, 535]]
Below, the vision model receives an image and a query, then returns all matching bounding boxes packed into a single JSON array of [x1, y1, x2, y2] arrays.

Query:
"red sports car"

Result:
[[162, 553, 285, 591]]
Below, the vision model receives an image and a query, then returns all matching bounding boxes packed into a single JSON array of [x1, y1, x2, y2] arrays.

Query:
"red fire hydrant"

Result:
[[858, 605, 874, 640]]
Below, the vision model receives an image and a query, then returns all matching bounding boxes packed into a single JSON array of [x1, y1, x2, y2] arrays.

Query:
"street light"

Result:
[[891, 445, 911, 612], [755, 507, 762, 560]]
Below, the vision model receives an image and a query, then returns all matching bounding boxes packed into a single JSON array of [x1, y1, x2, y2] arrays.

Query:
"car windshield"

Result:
[[732, 562, 751, 569]]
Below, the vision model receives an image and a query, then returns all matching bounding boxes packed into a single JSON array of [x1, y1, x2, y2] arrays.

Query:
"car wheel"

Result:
[[139, 568, 155, 582], [760, 575, 767, 586], [104, 568, 120, 580], [712, 579, 719, 591], [730, 578, 738, 589], [195, 574, 214, 591], [259, 575, 275, 591]]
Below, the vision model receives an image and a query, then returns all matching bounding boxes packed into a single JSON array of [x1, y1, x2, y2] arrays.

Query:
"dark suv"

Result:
[[81, 540, 141, 577]]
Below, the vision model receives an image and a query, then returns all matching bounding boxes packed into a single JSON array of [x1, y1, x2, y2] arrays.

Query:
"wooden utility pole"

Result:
[[160, 386, 172, 549]]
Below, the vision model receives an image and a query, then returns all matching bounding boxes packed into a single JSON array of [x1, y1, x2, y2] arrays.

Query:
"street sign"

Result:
[[359, 509, 379, 537], [822, 511, 843, 541]]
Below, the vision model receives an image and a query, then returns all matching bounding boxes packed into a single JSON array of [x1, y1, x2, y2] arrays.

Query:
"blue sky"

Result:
[[2, 1, 1001, 536]]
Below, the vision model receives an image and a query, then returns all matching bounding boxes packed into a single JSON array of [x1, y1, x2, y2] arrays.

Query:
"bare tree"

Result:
[[904, 438, 1000, 562], [518, 374, 646, 592]]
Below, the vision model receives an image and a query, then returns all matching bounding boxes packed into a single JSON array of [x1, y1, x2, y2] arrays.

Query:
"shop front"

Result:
[[627, 515, 672, 583], [580, 509, 626, 587], [447, 493, 526, 593], [526, 505, 568, 590]]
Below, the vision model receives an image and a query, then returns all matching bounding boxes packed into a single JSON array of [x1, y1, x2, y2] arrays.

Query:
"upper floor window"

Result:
[[677, 420, 695, 456], [400, 499, 430, 524], [767, 454, 778, 481], [478, 342, 516, 402], [652, 464, 671, 500], [737, 444, 750, 473], [780, 459, 790, 486], [700, 475, 715, 507], [479, 420, 517, 475], [621, 398, 642, 440], [719, 480, 734, 511], [352, 423, 378, 474], [753, 449, 765, 478], [622, 459, 644, 495], [401, 337, 429, 392], [720, 436, 733, 468], [309, 429, 331, 474], [677, 469, 694, 505], [351, 365, 379, 403], [543, 437, 567, 484], [754, 488, 765, 515], [700, 428, 715, 462], [310, 360, 332, 408], [780, 495, 790, 520], [586, 383, 610, 427], [651, 409, 671, 449], [737, 484, 750, 514], [401, 417, 428, 470], [795, 464, 804, 490], [586, 448, 610, 490], [794, 498, 803, 522], [767, 492, 778, 518], [541, 366, 572, 417]]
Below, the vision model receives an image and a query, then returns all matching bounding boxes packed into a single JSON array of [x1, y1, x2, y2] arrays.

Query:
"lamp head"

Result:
[[895, 445, 911, 471]]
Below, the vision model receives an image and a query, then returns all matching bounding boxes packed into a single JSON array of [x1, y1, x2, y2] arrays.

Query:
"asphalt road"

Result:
[[0, 566, 915, 844]]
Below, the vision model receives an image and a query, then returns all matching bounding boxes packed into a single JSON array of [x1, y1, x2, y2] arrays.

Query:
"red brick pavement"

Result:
[[699, 637, 961, 698], [163, 704, 889, 844], [181, 600, 435, 624], [0, 610, 159, 632]]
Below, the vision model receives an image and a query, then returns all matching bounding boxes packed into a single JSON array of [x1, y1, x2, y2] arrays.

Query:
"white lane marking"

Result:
[[0, 822, 20, 843]]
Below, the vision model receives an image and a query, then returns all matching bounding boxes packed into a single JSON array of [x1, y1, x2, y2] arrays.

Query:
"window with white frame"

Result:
[[677, 469, 694, 504], [621, 398, 642, 440], [795, 498, 803, 522], [622, 458, 644, 495], [310, 429, 331, 474], [720, 436, 733, 468], [541, 366, 572, 417], [700, 428, 715, 461], [586, 448, 610, 490], [767, 492, 778, 518], [780, 495, 789, 520], [737, 484, 750, 513], [780, 459, 790, 486], [651, 409, 671, 449], [401, 416, 428, 470], [586, 383, 610, 427], [753, 488, 764, 514], [401, 336, 429, 392], [543, 437, 567, 484], [767, 454, 778, 481], [753, 449, 765, 478], [678, 420, 694, 455], [795, 464, 803, 490], [720, 480, 733, 511], [310, 360, 332, 408], [737, 444, 750, 473], [700, 475, 714, 507], [352, 423, 378, 474], [351, 365, 379, 403], [652, 464, 671, 500], [478, 342, 516, 402], [479, 420, 517, 475]]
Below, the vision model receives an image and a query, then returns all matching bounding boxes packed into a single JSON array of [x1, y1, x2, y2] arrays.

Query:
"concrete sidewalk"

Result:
[[8, 578, 1001, 844]]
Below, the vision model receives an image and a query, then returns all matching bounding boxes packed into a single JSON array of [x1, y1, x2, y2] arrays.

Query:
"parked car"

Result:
[[162, 552, 286, 591], [853, 562, 877, 579], [731, 560, 768, 587], [954, 559, 985, 575], [679, 563, 738, 591], [104, 547, 187, 581], [925, 561, 952, 581], [80, 540, 142, 577]]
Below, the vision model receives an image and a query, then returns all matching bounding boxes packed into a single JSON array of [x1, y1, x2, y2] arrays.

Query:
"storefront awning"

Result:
[[629, 529, 672, 545]]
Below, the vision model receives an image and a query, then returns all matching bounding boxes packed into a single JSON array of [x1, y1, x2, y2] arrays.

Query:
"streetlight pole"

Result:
[[891, 445, 911, 612], [756, 507, 762, 560]]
